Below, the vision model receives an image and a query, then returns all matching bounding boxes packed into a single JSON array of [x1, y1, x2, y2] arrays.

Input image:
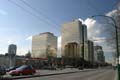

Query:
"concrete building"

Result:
[[94, 50, 98, 63], [61, 20, 87, 59], [31, 32, 57, 58], [8, 44, 17, 55], [87, 40, 94, 63], [8, 44, 17, 67], [94, 45, 105, 63]]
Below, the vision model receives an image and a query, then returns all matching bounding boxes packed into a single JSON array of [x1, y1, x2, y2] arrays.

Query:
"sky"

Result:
[[0, 0, 119, 62]]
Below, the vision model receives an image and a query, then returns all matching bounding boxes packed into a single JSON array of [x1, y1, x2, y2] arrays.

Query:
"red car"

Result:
[[9, 65, 36, 76]]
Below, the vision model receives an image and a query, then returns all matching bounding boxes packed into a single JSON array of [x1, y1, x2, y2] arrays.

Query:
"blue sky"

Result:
[[0, 0, 119, 62]]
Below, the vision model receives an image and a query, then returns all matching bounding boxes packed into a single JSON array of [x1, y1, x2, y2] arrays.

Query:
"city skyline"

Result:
[[0, 0, 119, 63]]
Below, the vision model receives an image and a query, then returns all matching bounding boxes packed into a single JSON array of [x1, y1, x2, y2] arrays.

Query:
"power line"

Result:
[[8, 0, 97, 36], [19, 0, 73, 34], [84, 0, 101, 15], [91, 37, 116, 42], [20, 0, 61, 29], [8, 0, 59, 31], [8, 0, 71, 35], [8, 0, 116, 43]]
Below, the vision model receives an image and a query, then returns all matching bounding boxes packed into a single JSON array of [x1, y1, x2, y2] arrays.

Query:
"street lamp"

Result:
[[91, 15, 120, 80]]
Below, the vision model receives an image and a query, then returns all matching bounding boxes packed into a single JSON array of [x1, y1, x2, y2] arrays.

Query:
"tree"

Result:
[[25, 51, 31, 58]]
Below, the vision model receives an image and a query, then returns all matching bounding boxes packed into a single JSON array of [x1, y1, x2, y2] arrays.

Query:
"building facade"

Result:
[[87, 40, 94, 63], [8, 44, 17, 67], [94, 45, 105, 64], [31, 32, 57, 58], [61, 20, 88, 59], [8, 44, 17, 55]]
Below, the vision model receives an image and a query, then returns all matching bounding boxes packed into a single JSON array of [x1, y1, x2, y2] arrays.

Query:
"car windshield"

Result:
[[9, 66, 16, 69], [15, 65, 27, 70]]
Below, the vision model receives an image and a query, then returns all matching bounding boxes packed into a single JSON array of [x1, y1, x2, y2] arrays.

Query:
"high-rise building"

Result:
[[87, 40, 94, 63], [61, 20, 87, 59], [8, 44, 17, 67], [8, 44, 17, 55], [94, 45, 105, 63], [31, 32, 57, 58]]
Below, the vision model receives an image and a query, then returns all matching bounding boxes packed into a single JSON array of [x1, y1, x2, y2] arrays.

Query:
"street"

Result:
[[16, 68, 117, 80]]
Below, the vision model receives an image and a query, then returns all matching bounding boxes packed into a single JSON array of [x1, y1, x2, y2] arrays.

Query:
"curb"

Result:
[[5, 69, 95, 80]]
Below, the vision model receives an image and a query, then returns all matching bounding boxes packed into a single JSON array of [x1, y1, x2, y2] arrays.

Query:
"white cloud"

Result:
[[0, 9, 7, 15], [84, 18, 104, 41], [92, 37, 106, 41], [0, 33, 32, 55], [91, 37, 106, 44], [17, 47, 30, 56], [0, 36, 25, 54], [58, 36, 61, 48], [7, 40, 12, 44], [84, 18, 96, 29], [82, 9, 119, 44], [106, 9, 118, 17], [78, 18, 96, 31], [26, 36, 32, 40], [78, 18, 84, 23], [78, 17, 109, 44], [57, 36, 61, 57]]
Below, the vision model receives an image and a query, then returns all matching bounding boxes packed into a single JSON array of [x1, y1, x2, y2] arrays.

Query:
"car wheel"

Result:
[[11, 74, 15, 76], [30, 72, 34, 75]]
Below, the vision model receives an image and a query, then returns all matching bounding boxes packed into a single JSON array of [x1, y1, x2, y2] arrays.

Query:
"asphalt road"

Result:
[[16, 69, 117, 80]]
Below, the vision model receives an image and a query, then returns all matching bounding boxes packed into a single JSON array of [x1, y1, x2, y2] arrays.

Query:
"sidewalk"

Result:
[[36, 68, 81, 75]]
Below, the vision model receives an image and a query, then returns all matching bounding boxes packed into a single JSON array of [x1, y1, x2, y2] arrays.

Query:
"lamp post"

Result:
[[91, 15, 120, 80]]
